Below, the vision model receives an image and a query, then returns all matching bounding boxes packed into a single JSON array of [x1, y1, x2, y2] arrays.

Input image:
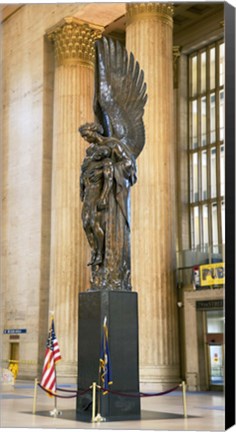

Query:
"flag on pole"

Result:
[[99, 316, 113, 395], [40, 317, 61, 395]]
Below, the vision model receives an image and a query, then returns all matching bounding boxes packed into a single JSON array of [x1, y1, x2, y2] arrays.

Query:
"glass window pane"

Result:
[[221, 201, 225, 244], [207, 310, 224, 333], [203, 204, 209, 245], [212, 202, 218, 245], [211, 147, 217, 197], [220, 145, 225, 196], [219, 43, 224, 86], [193, 206, 200, 248], [201, 96, 207, 146], [201, 51, 206, 92], [210, 93, 216, 143], [219, 90, 224, 141], [209, 345, 224, 386], [192, 152, 199, 202], [201, 150, 208, 200], [191, 100, 198, 148], [192, 55, 198, 96], [210, 47, 216, 89]]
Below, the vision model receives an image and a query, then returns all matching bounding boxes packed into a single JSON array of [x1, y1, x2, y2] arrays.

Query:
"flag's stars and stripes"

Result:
[[40, 319, 61, 395]]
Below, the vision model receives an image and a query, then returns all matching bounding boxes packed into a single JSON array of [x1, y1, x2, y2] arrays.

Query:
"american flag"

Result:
[[40, 318, 61, 395], [99, 316, 113, 395]]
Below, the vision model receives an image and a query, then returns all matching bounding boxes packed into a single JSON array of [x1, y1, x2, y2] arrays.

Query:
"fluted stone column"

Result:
[[47, 18, 103, 376], [126, 3, 180, 389]]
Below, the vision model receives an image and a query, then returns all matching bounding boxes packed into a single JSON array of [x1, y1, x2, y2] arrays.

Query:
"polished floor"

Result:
[[0, 379, 225, 431]]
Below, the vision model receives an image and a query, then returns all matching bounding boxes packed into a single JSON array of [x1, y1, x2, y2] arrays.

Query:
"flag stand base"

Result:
[[50, 396, 62, 417], [93, 413, 106, 422], [76, 291, 140, 422], [49, 408, 62, 417]]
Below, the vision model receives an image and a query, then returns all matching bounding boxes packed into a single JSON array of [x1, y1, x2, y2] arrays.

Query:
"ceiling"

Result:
[[173, 2, 223, 32], [104, 2, 224, 41], [0, 2, 224, 42], [103, 2, 224, 51]]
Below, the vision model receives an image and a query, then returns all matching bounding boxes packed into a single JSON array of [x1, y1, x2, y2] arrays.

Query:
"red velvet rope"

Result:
[[56, 387, 78, 393], [38, 383, 181, 399], [38, 383, 90, 399], [98, 384, 181, 398]]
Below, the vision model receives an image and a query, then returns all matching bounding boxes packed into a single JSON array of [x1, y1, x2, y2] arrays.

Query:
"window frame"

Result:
[[188, 39, 224, 252]]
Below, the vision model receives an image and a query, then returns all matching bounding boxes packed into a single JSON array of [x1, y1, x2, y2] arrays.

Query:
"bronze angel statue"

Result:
[[79, 37, 147, 291]]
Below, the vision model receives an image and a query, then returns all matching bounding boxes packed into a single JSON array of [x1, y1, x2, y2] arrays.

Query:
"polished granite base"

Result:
[[77, 291, 140, 421]]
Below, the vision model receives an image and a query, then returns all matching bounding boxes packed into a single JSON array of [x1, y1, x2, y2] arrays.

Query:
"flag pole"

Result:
[[96, 321, 104, 419], [50, 393, 62, 417], [95, 318, 104, 420], [181, 381, 188, 418], [93, 316, 107, 422], [32, 378, 38, 414], [49, 310, 54, 327], [94, 366, 104, 422]]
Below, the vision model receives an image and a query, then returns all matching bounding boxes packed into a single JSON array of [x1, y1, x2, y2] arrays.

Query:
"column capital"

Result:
[[46, 17, 104, 67], [126, 3, 174, 27]]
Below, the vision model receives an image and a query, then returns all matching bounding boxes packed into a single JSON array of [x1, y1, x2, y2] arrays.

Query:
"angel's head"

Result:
[[79, 122, 104, 144]]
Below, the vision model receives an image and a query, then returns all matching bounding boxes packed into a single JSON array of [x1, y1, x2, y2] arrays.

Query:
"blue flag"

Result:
[[99, 316, 113, 394]]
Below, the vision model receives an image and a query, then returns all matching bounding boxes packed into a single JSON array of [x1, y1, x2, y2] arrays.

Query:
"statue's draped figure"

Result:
[[79, 37, 147, 291]]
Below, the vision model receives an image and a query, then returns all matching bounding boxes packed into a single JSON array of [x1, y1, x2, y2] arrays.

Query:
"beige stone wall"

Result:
[[1, 2, 127, 379], [1, 3, 96, 377]]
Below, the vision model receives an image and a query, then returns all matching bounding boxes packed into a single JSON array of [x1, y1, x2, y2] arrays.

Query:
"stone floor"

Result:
[[0, 380, 226, 431]]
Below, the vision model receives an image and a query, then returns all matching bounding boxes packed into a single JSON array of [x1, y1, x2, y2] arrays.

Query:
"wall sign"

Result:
[[196, 300, 224, 310], [3, 329, 27, 334], [199, 263, 225, 286]]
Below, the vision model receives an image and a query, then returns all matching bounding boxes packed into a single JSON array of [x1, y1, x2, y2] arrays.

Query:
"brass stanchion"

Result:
[[91, 382, 97, 422], [32, 378, 38, 414], [181, 381, 188, 418], [93, 384, 106, 422]]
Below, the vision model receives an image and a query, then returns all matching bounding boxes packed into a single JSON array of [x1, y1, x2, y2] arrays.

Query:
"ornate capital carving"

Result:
[[46, 17, 104, 67], [126, 3, 174, 27]]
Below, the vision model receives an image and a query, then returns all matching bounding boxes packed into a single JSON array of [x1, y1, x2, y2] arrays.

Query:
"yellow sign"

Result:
[[8, 362, 18, 379], [200, 263, 225, 286]]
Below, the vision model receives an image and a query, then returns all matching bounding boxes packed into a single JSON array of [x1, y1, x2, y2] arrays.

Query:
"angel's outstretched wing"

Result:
[[93, 37, 147, 159]]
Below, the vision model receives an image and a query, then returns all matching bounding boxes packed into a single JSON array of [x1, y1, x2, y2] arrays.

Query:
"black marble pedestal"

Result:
[[76, 291, 140, 422]]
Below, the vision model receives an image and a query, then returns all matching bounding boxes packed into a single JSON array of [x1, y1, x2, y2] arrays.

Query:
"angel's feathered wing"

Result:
[[93, 37, 147, 159]]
